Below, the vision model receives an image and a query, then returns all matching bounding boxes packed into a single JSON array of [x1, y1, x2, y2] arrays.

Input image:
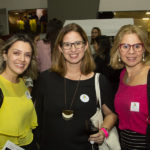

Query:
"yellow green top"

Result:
[[0, 75, 38, 149]]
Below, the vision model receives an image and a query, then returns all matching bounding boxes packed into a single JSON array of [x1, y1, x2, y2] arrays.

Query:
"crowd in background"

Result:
[[0, 19, 150, 150]]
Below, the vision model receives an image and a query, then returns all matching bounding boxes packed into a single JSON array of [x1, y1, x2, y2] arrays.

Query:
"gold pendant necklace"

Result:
[[62, 75, 81, 121]]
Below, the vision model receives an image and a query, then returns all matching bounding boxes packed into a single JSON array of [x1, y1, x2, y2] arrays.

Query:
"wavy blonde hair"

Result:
[[110, 24, 150, 69]]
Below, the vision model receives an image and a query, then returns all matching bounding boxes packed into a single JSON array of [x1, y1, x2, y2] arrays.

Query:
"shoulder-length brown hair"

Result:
[[0, 33, 38, 79], [110, 24, 150, 69], [51, 23, 95, 76]]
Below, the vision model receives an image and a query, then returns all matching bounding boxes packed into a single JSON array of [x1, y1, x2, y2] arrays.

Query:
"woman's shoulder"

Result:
[[146, 65, 150, 71], [119, 68, 126, 79], [96, 73, 112, 88], [98, 73, 109, 82], [39, 69, 52, 77], [38, 70, 61, 81]]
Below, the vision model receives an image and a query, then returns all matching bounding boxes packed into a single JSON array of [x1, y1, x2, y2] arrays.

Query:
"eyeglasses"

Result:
[[61, 41, 85, 50], [119, 43, 144, 52]]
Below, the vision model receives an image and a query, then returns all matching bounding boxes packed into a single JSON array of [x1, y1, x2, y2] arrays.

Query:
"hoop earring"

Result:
[[142, 53, 145, 62]]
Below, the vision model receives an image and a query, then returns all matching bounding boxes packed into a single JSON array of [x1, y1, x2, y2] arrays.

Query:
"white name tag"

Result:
[[2, 140, 24, 150], [130, 102, 140, 112]]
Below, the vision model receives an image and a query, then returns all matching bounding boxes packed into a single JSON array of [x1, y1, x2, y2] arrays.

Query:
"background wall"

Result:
[[64, 18, 134, 36], [47, 0, 100, 22], [0, 0, 47, 35], [99, 0, 150, 12], [0, 0, 47, 10], [0, 9, 8, 35], [1, 0, 150, 35]]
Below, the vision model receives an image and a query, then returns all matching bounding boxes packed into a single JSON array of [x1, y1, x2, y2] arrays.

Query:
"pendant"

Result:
[[62, 110, 74, 120]]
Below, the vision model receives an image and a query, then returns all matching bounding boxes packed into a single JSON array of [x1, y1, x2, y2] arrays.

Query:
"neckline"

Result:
[[121, 69, 146, 87], [0, 75, 21, 85], [122, 80, 146, 87], [64, 73, 95, 82]]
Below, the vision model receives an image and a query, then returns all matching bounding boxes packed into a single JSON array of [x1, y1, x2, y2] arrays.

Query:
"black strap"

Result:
[[146, 69, 150, 149], [0, 88, 3, 108]]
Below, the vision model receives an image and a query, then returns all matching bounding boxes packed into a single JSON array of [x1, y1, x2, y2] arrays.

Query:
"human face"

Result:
[[59, 31, 87, 65], [119, 33, 144, 68], [3, 41, 32, 77], [91, 29, 99, 39]]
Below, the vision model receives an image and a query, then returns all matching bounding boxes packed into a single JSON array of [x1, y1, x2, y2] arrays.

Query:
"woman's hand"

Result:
[[89, 129, 105, 144]]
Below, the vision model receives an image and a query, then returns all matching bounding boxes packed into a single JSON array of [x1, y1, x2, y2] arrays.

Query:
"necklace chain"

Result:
[[64, 74, 81, 110], [126, 69, 142, 83]]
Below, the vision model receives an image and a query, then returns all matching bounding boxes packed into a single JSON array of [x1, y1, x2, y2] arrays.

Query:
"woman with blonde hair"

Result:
[[110, 24, 150, 150], [0, 33, 38, 150]]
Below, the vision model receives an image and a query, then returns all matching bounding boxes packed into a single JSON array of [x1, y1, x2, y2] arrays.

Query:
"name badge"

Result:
[[2, 140, 24, 150], [80, 94, 89, 103], [25, 91, 32, 99], [130, 102, 139, 112]]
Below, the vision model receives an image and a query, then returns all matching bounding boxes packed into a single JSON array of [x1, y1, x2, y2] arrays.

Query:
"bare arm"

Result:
[[89, 104, 117, 144], [101, 104, 117, 131]]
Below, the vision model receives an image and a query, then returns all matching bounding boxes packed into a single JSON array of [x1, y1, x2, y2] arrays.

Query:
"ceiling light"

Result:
[[142, 18, 149, 20], [146, 12, 150, 15], [113, 12, 116, 15]]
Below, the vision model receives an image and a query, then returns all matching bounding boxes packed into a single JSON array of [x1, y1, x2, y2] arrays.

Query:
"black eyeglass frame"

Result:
[[61, 41, 85, 50]]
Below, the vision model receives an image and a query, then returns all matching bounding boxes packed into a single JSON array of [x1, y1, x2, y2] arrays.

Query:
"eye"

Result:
[[122, 44, 129, 49], [63, 43, 70, 47], [25, 53, 32, 58], [134, 44, 141, 49], [13, 51, 20, 56], [75, 41, 82, 46]]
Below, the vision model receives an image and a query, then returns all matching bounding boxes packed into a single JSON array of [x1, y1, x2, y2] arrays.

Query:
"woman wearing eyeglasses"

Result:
[[110, 24, 150, 150], [32, 23, 117, 150]]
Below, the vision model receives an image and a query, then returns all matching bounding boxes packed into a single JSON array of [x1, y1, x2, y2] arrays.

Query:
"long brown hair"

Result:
[[51, 23, 95, 76]]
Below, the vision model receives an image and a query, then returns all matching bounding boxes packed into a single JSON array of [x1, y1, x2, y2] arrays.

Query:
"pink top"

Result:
[[115, 69, 148, 135], [36, 40, 51, 72]]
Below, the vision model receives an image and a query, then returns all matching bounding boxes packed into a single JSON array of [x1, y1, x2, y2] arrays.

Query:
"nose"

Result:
[[128, 46, 134, 53], [20, 54, 25, 61], [70, 43, 76, 51]]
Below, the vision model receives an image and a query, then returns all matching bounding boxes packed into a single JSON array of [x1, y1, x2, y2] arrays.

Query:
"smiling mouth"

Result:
[[15, 64, 25, 68], [69, 53, 78, 58], [127, 57, 136, 61]]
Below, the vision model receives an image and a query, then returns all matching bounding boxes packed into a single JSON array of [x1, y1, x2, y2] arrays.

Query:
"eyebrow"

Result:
[[12, 49, 32, 53]]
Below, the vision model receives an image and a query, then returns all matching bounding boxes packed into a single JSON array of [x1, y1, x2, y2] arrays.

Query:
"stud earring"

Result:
[[142, 53, 145, 62]]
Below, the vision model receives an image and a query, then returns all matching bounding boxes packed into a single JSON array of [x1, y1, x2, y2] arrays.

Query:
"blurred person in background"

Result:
[[90, 27, 101, 55], [93, 35, 121, 92], [36, 18, 63, 73]]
